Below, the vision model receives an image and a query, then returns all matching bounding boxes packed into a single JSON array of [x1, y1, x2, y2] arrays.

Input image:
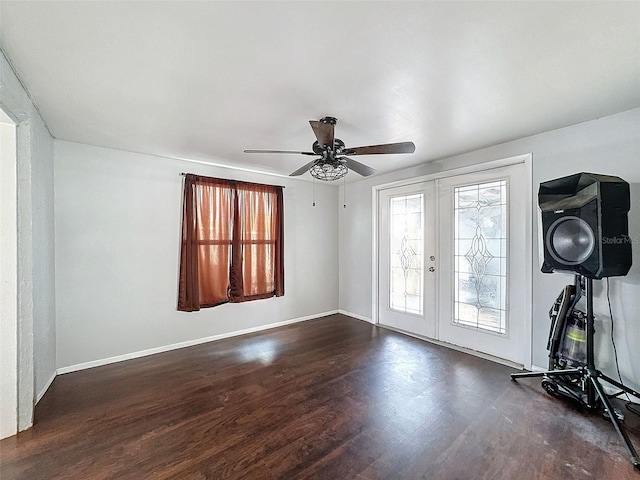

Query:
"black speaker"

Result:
[[539, 172, 632, 279]]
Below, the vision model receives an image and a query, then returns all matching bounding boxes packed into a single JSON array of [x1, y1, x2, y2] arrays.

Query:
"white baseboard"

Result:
[[36, 371, 57, 404], [57, 310, 339, 375], [338, 309, 373, 324]]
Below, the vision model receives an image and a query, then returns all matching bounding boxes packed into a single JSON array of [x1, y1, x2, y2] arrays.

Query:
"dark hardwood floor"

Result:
[[1, 314, 639, 479]]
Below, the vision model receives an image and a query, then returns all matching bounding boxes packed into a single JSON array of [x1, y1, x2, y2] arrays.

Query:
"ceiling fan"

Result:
[[244, 116, 415, 181]]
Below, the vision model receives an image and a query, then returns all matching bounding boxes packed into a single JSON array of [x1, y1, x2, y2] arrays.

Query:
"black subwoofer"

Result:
[[539, 172, 632, 279]]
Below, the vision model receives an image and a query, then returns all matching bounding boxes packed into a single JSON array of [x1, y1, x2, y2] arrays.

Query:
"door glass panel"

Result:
[[389, 193, 423, 315], [453, 180, 507, 334]]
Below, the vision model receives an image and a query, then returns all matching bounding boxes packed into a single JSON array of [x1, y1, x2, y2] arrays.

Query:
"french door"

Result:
[[377, 162, 530, 366], [437, 164, 529, 364], [378, 182, 437, 339]]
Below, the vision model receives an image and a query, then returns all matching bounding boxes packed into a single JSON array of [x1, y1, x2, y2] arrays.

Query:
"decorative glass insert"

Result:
[[389, 193, 423, 315], [454, 180, 507, 334]]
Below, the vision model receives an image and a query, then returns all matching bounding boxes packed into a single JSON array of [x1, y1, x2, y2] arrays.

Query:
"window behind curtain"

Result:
[[178, 175, 284, 312]]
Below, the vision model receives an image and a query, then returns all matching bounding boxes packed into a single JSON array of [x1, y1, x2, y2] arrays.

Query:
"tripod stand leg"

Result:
[[511, 368, 581, 381], [598, 373, 640, 399], [511, 371, 545, 380], [590, 375, 640, 468]]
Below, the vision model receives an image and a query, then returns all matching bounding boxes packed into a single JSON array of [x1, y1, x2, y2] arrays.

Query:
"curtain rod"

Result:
[[179, 172, 285, 188]]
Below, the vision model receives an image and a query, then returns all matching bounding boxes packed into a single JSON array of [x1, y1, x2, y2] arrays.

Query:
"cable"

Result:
[[606, 278, 640, 417], [607, 279, 625, 393]]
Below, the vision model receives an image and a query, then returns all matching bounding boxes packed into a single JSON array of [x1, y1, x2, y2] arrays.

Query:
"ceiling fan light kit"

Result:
[[309, 160, 348, 182], [244, 116, 415, 181]]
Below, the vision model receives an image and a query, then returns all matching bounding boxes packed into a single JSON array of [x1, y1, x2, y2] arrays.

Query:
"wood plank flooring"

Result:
[[1, 314, 639, 479]]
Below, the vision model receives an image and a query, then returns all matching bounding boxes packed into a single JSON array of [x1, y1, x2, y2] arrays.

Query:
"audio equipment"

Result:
[[539, 172, 632, 279], [514, 172, 638, 468], [512, 275, 640, 468]]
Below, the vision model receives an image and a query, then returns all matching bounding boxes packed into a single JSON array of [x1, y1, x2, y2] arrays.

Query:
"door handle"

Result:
[[429, 267, 435, 272]]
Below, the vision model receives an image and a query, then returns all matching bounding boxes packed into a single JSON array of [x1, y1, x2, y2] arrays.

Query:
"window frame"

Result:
[[178, 174, 284, 312]]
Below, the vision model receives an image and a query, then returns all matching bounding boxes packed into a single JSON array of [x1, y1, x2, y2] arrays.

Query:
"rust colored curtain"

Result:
[[178, 174, 284, 312]]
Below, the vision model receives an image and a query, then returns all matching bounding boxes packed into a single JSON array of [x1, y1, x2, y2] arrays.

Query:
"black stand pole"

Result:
[[511, 276, 640, 468]]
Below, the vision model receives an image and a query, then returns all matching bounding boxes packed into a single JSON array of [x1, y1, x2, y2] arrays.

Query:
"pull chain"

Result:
[[312, 177, 316, 207], [343, 175, 347, 208]]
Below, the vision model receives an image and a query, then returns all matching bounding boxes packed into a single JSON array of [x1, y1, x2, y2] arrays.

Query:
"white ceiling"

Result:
[[1, 1, 639, 181]]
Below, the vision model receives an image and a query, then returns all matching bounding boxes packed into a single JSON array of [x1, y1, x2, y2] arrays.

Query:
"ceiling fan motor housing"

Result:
[[313, 138, 345, 155], [319, 116, 337, 125]]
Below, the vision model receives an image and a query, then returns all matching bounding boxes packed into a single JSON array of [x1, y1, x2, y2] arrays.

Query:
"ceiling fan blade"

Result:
[[343, 141, 415, 156], [289, 159, 319, 177], [244, 149, 316, 155], [342, 157, 376, 177], [309, 120, 335, 149]]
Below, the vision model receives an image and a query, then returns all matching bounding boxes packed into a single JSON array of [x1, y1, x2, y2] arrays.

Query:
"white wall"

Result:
[[54, 141, 339, 370], [339, 107, 640, 391], [0, 112, 18, 439], [30, 110, 56, 401], [0, 50, 56, 431]]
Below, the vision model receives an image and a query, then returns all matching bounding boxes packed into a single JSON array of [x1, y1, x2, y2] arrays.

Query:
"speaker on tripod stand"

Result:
[[511, 172, 640, 468], [539, 172, 631, 278]]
